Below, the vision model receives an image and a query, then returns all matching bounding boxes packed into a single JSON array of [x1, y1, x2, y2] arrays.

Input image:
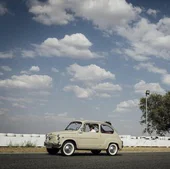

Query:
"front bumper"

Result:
[[44, 141, 61, 148]]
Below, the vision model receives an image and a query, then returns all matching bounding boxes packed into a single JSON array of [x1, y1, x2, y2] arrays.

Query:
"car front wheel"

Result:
[[106, 143, 118, 156], [47, 148, 59, 155], [61, 141, 75, 156], [91, 150, 101, 155]]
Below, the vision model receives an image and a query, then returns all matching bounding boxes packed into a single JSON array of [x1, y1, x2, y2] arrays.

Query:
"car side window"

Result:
[[101, 124, 114, 134], [84, 123, 99, 132]]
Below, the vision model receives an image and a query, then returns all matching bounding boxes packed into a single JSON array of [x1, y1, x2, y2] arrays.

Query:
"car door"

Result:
[[100, 124, 115, 148], [77, 123, 100, 149]]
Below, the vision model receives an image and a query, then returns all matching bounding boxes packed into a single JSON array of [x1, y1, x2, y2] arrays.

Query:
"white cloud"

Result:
[[64, 85, 93, 98], [12, 103, 26, 109], [44, 112, 75, 122], [28, 0, 141, 30], [29, 91, 51, 96], [0, 74, 52, 89], [67, 63, 115, 83], [20, 66, 40, 74], [51, 67, 59, 73], [114, 99, 139, 112], [92, 82, 122, 92], [0, 96, 32, 104], [162, 74, 170, 85], [0, 108, 8, 115], [72, 0, 141, 30], [20, 70, 29, 74], [22, 33, 100, 59], [64, 82, 121, 99], [116, 17, 170, 61], [134, 62, 167, 75], [0, 51, 14, 59], [1, 66, 12, 71], [0, 3, 8, 16], [28, 0, 74, 26], [0, 72, 3, 76], [147, 9, 158, 17], [29, 66, 40, 72], [21, 50, 36, 58], [134, 80, 165, 95], [58, 112, 68, 117]]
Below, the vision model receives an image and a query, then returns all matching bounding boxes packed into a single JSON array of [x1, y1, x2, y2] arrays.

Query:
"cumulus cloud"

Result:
[[92, 82, 122, 92], [51, 67, 59, 73], [67, 63, 115, 83], [162, 74, 170, 85], [64, 82, 121, 99], [147, 9, 158, 17], [63, 85, 93, 98], [134, 63, 170, 85], [21, 66, 40, 74], [0, 74, 52, 89], [29, 66, 40, 72], [0, 51, 14, 59], [0, 3, 8, 16], [114, 99, 139, 112], [28, 0, 141, 29], [134, 62, 167, 75], [116, 17, 170, 61], [134, 80, 165, 95], [0, 96, 32, 104], [28, 0, 170, 63], [28, 0, 75, 26], [64, 64, 121, 98], [12, 103, 26, 109], [0, 108, 8, 115], [1, 66, 12, 71], [21, 50, 36, 58], [22, 33, 100, 59]]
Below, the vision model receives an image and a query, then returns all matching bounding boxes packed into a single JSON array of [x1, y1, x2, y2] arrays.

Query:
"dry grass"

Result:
[[0, 147, 170, 153]]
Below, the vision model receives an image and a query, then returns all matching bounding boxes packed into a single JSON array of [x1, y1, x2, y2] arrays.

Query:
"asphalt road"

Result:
[[0, 152, 170, 169]]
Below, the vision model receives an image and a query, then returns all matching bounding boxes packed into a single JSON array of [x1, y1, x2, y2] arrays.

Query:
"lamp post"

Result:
[[145, 90, 150, 134]]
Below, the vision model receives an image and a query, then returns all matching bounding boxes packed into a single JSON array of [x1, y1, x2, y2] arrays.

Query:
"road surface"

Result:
[[0, 152, 170, 169]]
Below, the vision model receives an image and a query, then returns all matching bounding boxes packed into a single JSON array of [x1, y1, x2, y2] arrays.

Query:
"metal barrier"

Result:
[[0, 133, 169, 147]]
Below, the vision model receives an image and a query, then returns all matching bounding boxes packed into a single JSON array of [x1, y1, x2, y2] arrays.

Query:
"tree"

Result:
[[139, 92, 170, 136]]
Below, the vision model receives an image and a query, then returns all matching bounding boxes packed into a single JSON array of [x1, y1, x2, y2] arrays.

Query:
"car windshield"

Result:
[[65, 121, 82, 131]]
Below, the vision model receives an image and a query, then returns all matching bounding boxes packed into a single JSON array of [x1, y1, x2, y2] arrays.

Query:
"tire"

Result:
[[47, 148, 59, 155], [91, 150, 101, 155], [61, 141, 75, 156], [106, 143, 118, 156]]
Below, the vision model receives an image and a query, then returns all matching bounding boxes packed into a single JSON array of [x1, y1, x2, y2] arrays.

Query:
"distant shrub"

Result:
[[24, 141, 36, 147], [7, 141, 36, 147]]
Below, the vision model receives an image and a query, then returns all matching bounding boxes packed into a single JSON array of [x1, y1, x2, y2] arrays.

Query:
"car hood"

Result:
[[48, 130, 77, 135]]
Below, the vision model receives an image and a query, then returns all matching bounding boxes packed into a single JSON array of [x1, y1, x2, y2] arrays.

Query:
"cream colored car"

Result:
[[44, 120, 123, 156]]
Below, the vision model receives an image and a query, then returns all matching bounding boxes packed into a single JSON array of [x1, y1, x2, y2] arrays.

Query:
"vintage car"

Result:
[[44, 120, 123, 156]]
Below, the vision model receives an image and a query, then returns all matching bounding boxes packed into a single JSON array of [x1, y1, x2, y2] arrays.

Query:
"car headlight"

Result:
[[57, 134, 60, 140]]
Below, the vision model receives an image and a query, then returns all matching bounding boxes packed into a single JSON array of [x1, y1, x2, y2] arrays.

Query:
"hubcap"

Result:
[[64, 144, 73, 154], [109, 145, 116, 154]]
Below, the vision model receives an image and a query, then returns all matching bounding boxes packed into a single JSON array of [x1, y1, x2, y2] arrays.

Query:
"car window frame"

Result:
[[100, 124, 114, 134]]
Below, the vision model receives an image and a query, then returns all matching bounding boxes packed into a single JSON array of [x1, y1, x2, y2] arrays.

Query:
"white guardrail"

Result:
[[0, 133, 170, 147]]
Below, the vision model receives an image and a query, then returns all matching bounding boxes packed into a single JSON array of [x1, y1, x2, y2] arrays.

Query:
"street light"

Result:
[[145, 90, 150, 134]]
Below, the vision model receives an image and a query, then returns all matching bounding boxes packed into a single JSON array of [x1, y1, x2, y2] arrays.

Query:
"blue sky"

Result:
[[0, 0, 170, 135]]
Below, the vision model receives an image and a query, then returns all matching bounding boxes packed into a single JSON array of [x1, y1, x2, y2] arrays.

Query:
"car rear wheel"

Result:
[[47, 148, 59, 155], [106, 143, 118, 156], [91, 150, 101, 155], [61, 141, 75, 156]]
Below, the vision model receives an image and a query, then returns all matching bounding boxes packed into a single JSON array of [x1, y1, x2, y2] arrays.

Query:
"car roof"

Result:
[[71, 120, 110, 125]]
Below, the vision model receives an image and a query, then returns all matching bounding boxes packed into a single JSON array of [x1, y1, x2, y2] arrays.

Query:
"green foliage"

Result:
[[139, 92, 170, 136], [7, 141, 36, 147], [24, 141, 36, 147]]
